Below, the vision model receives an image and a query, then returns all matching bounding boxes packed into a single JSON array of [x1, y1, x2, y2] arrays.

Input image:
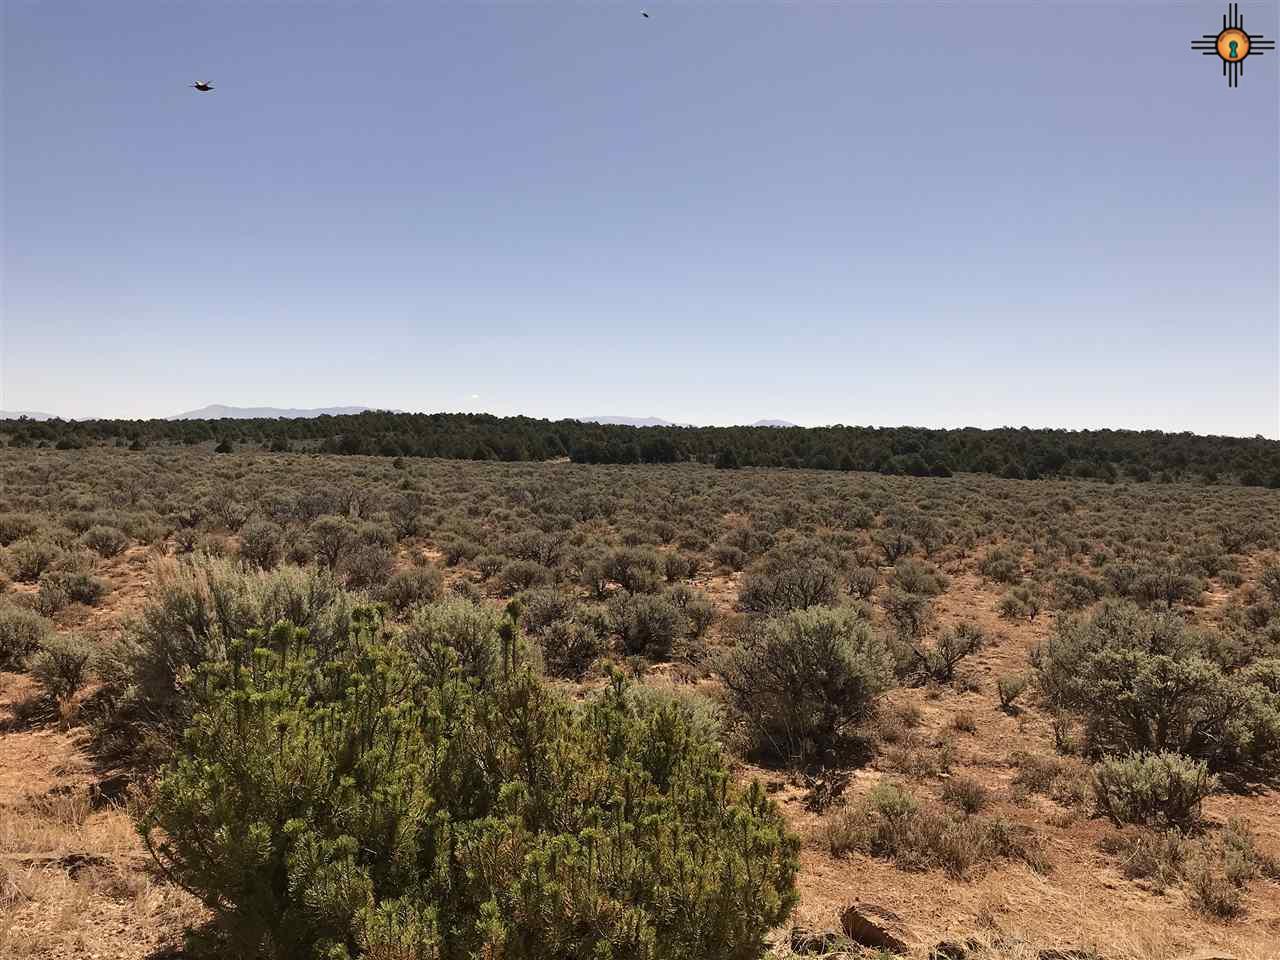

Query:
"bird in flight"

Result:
[[641, 10, 649, 17], [191, 80, 214, 92]]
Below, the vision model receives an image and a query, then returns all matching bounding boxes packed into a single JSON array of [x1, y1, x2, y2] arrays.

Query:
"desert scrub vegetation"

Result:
[[1098, 818, 1280, 916], [1090, 751, 1217, 828], [737, 540, 843, 613], [825, 781, 1047, 879], [27, 632, 95, 704], [89, 556, 357, 762], [1034, 601, 1280, 773], [0, 603, 54, 669], [3, 449, 1280, 951], [139, 613, 799, 960], [721, 606, 893, 765]]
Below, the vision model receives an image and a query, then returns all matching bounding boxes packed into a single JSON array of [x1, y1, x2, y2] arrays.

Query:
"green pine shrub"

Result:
[[139, 619, 799, 960], [90, 557, 354, 760]]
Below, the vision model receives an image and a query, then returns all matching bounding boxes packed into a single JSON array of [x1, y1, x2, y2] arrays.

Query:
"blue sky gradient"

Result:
[[3, 1, 1278, 434]]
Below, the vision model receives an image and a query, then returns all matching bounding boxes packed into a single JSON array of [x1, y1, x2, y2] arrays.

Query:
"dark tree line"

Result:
[[3, 411, 1278, 485]]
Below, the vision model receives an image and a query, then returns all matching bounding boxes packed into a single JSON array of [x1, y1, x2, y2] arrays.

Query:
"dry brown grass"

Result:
[[0, 786, 202, 959]]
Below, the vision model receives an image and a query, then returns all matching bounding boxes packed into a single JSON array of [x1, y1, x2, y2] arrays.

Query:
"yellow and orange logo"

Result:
[[1192, 3, 1274, 87]]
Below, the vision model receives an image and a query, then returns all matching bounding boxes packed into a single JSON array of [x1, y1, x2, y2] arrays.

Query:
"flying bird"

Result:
[[191, 80, 214, 92], [641, 10, 649, 17]]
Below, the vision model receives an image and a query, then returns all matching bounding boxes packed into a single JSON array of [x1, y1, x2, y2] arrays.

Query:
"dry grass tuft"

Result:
[[0, 788, 201, 959]]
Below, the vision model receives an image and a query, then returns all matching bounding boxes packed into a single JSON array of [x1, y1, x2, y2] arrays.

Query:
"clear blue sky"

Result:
[[3, 1, 1277, 435]]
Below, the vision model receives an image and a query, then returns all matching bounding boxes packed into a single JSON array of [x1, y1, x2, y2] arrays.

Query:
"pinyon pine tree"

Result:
[[140, 608, 798, 960]]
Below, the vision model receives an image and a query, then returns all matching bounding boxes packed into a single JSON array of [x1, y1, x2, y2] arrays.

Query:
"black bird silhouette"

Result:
[[191, 80, 214, 92], [641, 10, 649, 17]]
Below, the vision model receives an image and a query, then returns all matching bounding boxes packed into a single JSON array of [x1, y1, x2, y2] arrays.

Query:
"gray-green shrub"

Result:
[[0, 604, 54, 669], [1091, 751, 1217, 828], [379, 564, 444, 617], [29, 633, 94, 703], [609, 592, 686, 660], [9, 537, 63, 583], [237, 519, 284, 570], [1035, 601, 1280, 770], [540, 618, 603, 680], [721, 606, 893, 764], [81, 524, 129, 559]]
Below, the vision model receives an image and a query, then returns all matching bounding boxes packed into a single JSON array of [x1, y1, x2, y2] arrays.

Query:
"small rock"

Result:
[[840, 902, 910, 954]]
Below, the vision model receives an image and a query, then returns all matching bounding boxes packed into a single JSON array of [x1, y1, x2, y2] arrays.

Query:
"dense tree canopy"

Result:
[[3, 411, 1277, 485]]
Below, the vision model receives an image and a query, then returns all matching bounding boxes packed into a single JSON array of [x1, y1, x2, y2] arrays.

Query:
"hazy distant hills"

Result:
[[0, 410, 62, 420], [168, 405, 381, 421], [580, 416, 696, 428], [579, 416, 797, 428]]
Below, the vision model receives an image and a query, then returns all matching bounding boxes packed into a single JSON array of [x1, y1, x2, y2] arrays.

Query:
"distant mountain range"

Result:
[[0, 410, 63, 421], [579, 416, 798, 428], [579, 416, 696, 428], [168, 405, 381, 421]]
